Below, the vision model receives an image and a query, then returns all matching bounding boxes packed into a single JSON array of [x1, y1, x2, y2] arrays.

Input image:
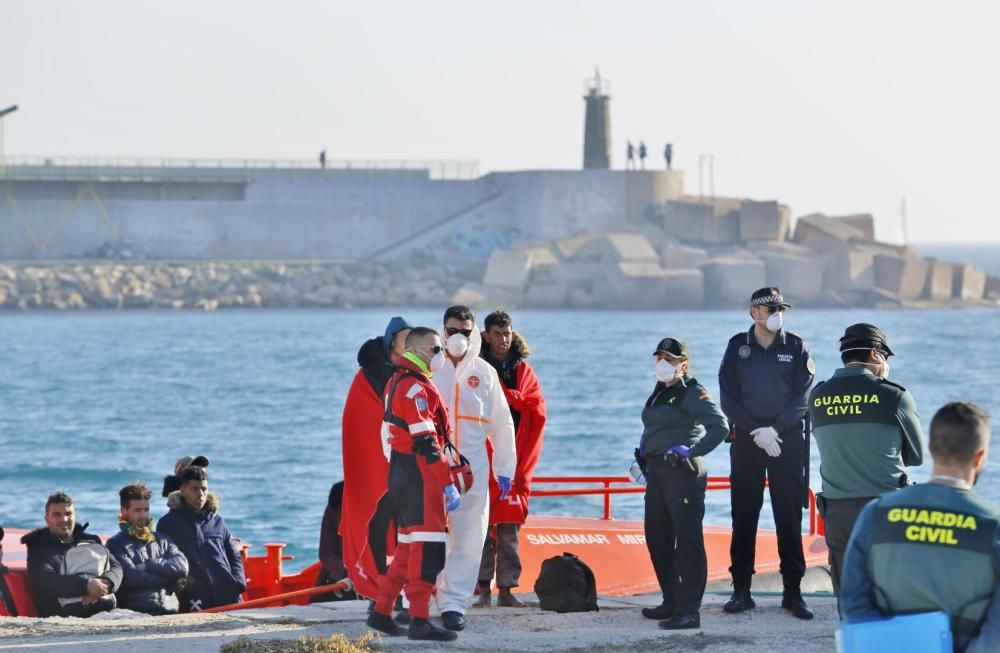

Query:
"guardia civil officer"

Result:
[[634, 338, 729, 630], [841, 402, 1000, 653], [809, 323, 923, 600], [719, 287, 815, 620]]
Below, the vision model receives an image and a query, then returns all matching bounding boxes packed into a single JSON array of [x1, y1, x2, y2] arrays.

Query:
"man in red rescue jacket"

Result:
[[475, 311, 546, 608], [366, 326, 461, 642]]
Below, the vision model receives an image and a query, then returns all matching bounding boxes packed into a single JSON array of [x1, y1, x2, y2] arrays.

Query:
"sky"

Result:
[[1, 0, 998, 243]]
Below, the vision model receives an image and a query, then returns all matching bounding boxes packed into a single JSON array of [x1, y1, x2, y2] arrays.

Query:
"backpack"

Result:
[[533, 552, 598, 613]]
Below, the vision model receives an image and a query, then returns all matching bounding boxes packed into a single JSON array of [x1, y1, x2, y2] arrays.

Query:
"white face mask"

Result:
[[446, 333, 469, 357], [654, 359, 679, 383], [842, 347, 890, 379], [765, 311, 783, 333], [429, 351, 446, 373]]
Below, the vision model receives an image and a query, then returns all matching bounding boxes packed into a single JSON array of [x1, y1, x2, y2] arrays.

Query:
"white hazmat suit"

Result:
[[433, 326, 516, 615]]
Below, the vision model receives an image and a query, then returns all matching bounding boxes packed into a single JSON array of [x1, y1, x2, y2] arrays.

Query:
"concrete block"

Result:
[[986, 275, 1000, 300], [824, 249, 875, 291], [660, 242, 708, 269], [606, 263, 705, 309], [552, 261, 604, 287], [663, 201, 713, 243], [523, 283, 569, 308], [739, 200, 790, 242], [951, 263, 986, 301], [832, 214, 876, 242], [574, 233, 659, 264], [874, 254, 929, 299], [745, 240, 816, 258], [701, 211, 741, 245], [701, 256, 766, 307], [923, 260, 954, 300], [553, 234, 599, 260], [760, 252, 825, 299], [482, 250, 532, 289], [793, 213, 864, 252], [664, 269, 705, 308]]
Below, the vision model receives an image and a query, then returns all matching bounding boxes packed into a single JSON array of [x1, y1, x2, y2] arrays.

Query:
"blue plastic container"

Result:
[[837, 611, 953, 652]]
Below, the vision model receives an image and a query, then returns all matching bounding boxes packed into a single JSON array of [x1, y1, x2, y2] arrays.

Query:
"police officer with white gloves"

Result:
[[719, 287, 815, 620]]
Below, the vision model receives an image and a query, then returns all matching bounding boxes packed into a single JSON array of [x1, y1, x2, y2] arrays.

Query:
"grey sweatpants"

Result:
[[478, 523, 522, 588]]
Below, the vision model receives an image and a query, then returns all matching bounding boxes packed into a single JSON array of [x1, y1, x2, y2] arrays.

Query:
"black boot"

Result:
[[723, 579, 756, 613], [441, 610, 466, 631], [408, 617, 458, 641], [781, 583, 814, 620], [659, 612, 700, 630], [641, 603, 673, 620], [366, 611, 406, 636], [393, 607, 410, 625]]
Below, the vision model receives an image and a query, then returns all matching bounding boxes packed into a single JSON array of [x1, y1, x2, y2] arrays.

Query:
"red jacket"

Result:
[[0, 567, 37, 617], [486, 350, 546, 525]]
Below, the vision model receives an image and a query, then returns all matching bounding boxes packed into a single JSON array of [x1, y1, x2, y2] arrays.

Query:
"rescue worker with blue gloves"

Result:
[[634, 337, 730, 630], [841, 402, 1000, 653], [719, 287, 815, 620]]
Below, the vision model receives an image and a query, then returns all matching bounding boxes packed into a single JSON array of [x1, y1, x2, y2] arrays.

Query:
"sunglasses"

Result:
[[418, 345, 444, 354], [445, 327, 473, 337], [764, 305, 786, 314]]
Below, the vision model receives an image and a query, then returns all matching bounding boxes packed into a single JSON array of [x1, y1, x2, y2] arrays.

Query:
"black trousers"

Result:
[[820, 496, 875, 599], [728, 428, 806, 584], [644, 454, 708, 616]]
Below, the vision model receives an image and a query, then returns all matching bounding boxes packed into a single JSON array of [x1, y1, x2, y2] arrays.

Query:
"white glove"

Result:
[[751, 426, 783, 458]]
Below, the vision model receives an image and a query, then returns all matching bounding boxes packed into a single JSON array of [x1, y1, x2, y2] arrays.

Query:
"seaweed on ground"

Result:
[[219, 632, 381, 653]]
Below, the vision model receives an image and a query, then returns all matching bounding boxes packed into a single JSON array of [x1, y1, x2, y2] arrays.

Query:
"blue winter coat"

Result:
[[107, 530, 189, 615], [155, 497, 245, 611]]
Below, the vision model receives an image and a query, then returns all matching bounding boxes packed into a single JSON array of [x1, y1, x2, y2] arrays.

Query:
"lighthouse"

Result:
[[582, 69, 611, 169]]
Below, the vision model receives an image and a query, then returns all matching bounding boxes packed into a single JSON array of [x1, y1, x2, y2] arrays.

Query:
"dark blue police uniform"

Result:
[[719, 322, 814, 608]]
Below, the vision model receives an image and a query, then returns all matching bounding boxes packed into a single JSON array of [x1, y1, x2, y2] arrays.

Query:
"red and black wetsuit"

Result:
[[373, 357, 453, 620]]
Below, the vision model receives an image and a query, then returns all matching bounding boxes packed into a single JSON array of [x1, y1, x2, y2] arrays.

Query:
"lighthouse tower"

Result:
[[582, 69, 611, 169]]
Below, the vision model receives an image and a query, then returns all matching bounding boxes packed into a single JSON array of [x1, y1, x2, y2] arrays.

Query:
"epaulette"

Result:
[[876, 377, 908, 393], [784, 330, 804, 341]]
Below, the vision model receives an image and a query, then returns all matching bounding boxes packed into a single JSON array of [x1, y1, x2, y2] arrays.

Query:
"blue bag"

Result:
[[837, 611, 952, 653]]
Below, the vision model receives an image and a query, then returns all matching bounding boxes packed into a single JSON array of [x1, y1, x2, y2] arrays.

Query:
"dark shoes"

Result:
[[366, 612, 406, 637], [641, 603, 673, 620], [408, 617, 458, 641], [782, 591, 814, 620], [393, 607, 410, 625], [441, 610, 466, 631], [723, 586, 756, 613], [497, 587, 527, 608], [659, 613, 700, 630]]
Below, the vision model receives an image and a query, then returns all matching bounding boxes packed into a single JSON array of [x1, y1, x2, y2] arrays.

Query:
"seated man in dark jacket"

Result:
[[107, 482, 189, 615], [156, 466, 246, 611], [21, 491, 123, 618]]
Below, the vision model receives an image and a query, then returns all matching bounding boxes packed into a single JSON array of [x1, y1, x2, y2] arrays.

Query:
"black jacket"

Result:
[[156, 497, 245, 610], [358, 336, 395, 396], [21, 523, 124, 618], [107, 530, 189, 615]]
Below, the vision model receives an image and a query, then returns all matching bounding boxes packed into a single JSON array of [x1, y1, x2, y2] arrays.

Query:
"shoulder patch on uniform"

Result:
[[806, 358, 816, 374], [405, 384, 422, 399], [738, 345, 751, 359], [414, 396, 428, 412]]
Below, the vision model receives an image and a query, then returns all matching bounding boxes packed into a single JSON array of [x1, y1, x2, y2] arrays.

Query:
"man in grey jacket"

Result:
[[108, 482, 189, 615]]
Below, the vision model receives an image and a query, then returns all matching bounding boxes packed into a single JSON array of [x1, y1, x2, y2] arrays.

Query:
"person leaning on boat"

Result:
[[809, 323, 923, 603], [840, 402, 1000, 653], [635, 337, 730, 630]]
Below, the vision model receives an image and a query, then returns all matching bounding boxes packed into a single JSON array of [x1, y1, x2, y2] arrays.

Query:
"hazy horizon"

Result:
[[2, 0, 998, 244]]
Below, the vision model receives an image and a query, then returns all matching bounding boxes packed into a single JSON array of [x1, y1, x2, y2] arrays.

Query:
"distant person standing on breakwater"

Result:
[[319, 150, 327, 169], [664, 143, 673, 170], [719, 287, 815, 620], [635, 337, 730, 630], [433, 306, 516, 632], [840, 402, 999, 653], [810, 323, 923, 603], [343, 317, 412, 601], [626, 141, 636, 170], [639, 141, 647, 169], [474, 310, 546, 609]]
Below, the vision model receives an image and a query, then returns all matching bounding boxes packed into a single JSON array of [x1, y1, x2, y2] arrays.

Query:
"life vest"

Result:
[[0, 568, 38, 617], [868, 484, 1000, 651]]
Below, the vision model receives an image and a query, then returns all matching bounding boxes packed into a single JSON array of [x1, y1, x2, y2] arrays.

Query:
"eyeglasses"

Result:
[[445, 327, 473, 337], [417, 345, 444, 354]]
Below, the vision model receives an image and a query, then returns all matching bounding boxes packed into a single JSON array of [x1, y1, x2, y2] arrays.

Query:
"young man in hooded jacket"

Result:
[[156, 466, 245, 611], [108, 482, 189, 615], [22, 492, 123, 618], [433, 306, 517, 631]]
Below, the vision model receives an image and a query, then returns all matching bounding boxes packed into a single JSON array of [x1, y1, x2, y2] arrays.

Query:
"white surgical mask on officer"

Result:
[[843, 347, 890, 379], [446, 333, 469, 357], [765, 311, 783, 333], [654, 359, 679, 383]]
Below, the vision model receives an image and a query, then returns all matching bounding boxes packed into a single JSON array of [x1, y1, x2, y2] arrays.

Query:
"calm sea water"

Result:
[[2, 302, 999, 569]]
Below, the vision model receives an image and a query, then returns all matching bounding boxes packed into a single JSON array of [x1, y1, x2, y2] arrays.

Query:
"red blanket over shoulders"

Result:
[[488, 360, 546, 525]]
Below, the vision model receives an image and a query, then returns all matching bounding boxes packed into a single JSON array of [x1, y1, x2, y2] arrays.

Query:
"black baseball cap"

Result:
[[840, 323, 895, 357], [0, 525, 4, 541], [750, 287, 792, 308], [654, 337, 690, 358]]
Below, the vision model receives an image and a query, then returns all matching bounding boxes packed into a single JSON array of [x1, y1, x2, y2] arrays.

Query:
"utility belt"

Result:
[[647, 451, 700, 473]]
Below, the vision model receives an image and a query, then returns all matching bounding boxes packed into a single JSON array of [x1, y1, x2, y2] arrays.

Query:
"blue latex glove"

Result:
[[667, 444, 692, 459], [498, 476, 512, 501], [444, 483, 461, 512]]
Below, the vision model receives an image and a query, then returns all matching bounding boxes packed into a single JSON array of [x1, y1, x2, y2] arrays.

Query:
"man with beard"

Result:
[[474, 310, 545, 609], [840, 402, 998, 652], [342, 316, 412, 600]]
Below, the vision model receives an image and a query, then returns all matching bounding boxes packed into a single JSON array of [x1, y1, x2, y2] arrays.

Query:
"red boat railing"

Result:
[[532, 475, 824, 536]]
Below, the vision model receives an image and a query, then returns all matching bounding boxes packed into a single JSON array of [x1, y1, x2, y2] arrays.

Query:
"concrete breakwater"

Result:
[[0, 260, 471, 311]]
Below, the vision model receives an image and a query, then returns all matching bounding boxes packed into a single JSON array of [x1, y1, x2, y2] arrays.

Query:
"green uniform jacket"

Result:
[[809, 367, 923, 499], [841, 483, 1000, 653], [640, 375, 730, 459]]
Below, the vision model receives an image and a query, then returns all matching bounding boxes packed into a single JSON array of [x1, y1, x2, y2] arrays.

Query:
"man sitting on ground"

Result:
[[21, 491, 123, 617], [107, 482, 190, 615], [156, 466, 245, 611]]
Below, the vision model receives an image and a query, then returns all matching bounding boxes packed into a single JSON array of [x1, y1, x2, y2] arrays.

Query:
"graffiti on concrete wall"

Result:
[[443, 224, 523, 259]]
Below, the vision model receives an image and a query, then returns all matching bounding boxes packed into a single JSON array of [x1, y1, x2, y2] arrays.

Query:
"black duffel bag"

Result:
[[533, 552, 598, 613]]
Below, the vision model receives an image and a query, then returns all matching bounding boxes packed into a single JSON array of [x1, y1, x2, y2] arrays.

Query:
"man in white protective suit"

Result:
[[432, 305, 516, 632]]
